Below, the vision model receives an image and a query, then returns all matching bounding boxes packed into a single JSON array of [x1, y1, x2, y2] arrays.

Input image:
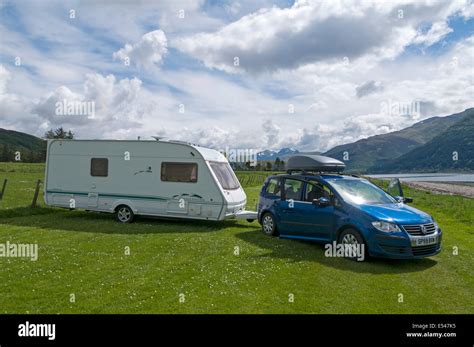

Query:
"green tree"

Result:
[[275, 157, 281, 170], [44, 127, 74, 139], [0, 144, 13, 162]]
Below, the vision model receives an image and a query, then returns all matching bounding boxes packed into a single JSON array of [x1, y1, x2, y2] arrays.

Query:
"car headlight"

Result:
[[372, 221, 401, 233]]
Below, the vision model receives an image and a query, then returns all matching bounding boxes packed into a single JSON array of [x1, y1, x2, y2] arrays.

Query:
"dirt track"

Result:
[[405, 181, 474, 198]]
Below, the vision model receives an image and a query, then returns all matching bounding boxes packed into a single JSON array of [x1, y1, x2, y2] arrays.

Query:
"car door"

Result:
[[278, 178, 307, 237], [298, 181, 335, 240], [259, 176, 283, 219]]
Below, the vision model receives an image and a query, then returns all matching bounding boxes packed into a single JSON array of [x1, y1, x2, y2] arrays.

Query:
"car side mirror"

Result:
[[388, 178, 404, 198], [395, 196, 413, 203], [313, 197, 331, 207]]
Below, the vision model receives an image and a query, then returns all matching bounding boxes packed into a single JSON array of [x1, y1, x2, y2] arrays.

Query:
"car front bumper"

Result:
[[367, 228, 443, 259]]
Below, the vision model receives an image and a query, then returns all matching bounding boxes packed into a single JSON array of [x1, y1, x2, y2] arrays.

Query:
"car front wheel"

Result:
[[338, 228, 368, 261]]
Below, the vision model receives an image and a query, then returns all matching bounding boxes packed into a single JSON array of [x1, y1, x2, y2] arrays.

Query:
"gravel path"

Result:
[[405, 181, 474, 198]]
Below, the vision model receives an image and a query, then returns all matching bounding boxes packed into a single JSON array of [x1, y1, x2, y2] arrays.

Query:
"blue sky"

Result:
[[1, 0, 473, 152]]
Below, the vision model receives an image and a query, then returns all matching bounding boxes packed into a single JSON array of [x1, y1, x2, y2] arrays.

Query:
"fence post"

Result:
[[31, 179, 41, 208], [0, 178, 7, 200]]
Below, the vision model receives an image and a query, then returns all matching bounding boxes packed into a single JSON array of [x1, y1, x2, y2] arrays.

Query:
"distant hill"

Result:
[[257, 147, 299, 161], [0, 128, 46, 162], [373, 110, 474, 173], [323, 108, 472, 173]]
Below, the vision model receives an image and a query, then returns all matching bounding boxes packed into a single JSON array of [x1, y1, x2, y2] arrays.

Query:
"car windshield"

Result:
[[327, 179, 397, 205], [210, 162, 240, 190]]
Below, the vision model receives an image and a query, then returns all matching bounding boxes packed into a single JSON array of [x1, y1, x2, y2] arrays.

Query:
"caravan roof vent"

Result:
[[286, 154, 345, 173], [168, 140, 192, 145]]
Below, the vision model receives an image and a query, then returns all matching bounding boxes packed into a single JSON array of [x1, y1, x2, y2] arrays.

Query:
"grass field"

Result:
[[0, 162, 472, 313]]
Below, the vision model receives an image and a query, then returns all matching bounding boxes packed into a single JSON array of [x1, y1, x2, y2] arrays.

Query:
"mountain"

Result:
[[323, 108, 472, 173], [373, 110, 474, 173], [0, 128, 46, 162], [257, 147, 299, 161]]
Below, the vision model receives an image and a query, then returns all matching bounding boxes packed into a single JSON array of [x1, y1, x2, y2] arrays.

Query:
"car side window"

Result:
[[305, 182, 334, 203], [265, 178, 281, 197], [284, 179, 303, 201]]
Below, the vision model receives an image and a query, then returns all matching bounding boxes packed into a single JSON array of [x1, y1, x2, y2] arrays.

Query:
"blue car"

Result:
[[257, 155, 442, 260]]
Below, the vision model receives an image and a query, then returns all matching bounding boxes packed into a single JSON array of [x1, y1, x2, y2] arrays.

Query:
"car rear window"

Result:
[[265, 178, 281, 197]]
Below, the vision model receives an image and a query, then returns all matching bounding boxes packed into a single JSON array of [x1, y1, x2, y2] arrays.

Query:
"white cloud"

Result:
[[460, 1, 474, 19], [83, 73, 142, 112], [356, 80, 384, 98], [0, 65, 39, 134], [0, 65, 11, 94], [1, 1, 473, 155], [113, 30, 168, 67], [175, 0, 467, 73], [413, 21, 453, 47], [32, 86, 90, 125], [1, 69, 146, 137]]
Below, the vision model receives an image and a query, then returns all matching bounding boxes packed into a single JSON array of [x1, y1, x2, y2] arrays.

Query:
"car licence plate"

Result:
[[412, 235, 438, 246]]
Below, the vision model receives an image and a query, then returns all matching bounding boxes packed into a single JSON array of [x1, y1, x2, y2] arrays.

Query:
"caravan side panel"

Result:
[[44, 140, 226, 220]]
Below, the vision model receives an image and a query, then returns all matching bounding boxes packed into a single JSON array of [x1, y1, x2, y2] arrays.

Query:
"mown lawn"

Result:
[[0, 163, 472, 313]]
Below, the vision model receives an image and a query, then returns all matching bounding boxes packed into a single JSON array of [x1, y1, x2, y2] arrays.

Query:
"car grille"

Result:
[[412, 243, 440, 256], [402, 223, 436, 236]]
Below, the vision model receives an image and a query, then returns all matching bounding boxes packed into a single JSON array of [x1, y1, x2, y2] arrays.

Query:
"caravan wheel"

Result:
[[115, 205, 135, 223]]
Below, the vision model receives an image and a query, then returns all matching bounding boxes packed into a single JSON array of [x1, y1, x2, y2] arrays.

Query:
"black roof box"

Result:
[[286, 155, 345, 173]]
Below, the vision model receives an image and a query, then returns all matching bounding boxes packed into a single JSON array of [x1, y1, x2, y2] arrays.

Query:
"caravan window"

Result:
[[90, 158, 108, 177], [210, 162, 240, 190], [161, 162, 198, 183]]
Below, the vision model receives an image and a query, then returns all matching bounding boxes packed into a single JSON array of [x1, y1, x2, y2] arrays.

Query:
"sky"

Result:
[[0, 0, 473, 152]]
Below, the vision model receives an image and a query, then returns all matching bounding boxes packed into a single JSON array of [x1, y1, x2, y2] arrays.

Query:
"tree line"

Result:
[[0, 127, 74, 163], [230, 157, 285, 171]]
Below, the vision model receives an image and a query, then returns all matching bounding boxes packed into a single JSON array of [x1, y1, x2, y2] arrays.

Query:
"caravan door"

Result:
[[88, 193, 99, 208]]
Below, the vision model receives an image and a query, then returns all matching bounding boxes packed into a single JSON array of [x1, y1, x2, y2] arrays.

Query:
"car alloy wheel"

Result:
[[262, 213, 276, 236], [338, 229, 368, 261], [341, 233, 359, 245]]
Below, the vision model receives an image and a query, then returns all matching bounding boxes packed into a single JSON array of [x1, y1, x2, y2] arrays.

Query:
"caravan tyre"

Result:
[[115, 205, 135, 223]]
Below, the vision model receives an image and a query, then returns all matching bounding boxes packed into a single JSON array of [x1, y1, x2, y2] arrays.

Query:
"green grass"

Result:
[[0, 163, 472, 313]]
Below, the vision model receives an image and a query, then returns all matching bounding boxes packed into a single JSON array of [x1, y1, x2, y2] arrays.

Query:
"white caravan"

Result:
[[44, 139, 251, 223]]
